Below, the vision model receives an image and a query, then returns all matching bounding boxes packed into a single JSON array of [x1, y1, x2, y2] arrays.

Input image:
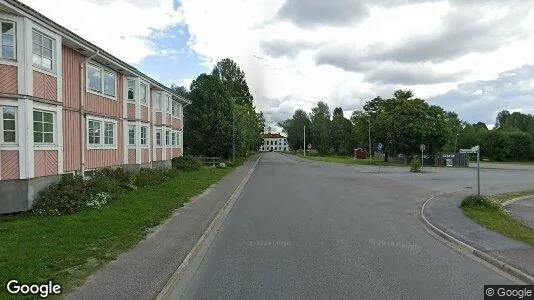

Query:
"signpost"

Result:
[[460, 145, 481, 196], [420, 144, 425, 171], [377, 143, 383, 173]]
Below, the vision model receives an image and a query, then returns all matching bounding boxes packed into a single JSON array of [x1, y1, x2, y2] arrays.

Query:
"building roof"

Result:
[[262, 133, 286, 139], [4, 0, 191, 104]]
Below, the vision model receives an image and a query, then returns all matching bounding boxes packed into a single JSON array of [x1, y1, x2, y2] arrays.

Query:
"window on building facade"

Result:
[[87, 119, 116, 147], [32, 30, 53, 70], [87, 63, 117, 97], [165, 130, 170, 145], [155, 93, 162, 111], [33, 110, 54, 144], [165, 95, 171, 114], [104, 122, 114, 145], [128, 124, 136, 146], [1, 21, 16, 59], [1, 106, 16, 143], [156, 129, 162, 146], [140, 83, 148, 105], [87, 120, 101, 145], [127, 79, 135, 101], [140, 126, 148, 146], [171, 131, 176, 146]]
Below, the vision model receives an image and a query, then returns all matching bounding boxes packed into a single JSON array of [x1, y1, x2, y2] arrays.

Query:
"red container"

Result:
[[354, 148, 367, 159]]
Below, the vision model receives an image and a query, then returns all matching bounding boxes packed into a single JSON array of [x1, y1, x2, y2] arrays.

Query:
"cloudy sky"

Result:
[[22, 0, 534, 130]]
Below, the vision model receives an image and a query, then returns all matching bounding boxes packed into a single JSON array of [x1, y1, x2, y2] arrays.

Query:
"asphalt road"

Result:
[[179, 153, 523, 299]]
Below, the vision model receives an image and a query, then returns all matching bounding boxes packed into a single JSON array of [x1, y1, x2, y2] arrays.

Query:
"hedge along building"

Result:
[[0, 0, 190, 214]]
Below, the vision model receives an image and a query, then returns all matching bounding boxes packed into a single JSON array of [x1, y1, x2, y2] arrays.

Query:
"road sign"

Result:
[[307, 143, 312, 149], [420, 144, 425, 151], [460, 145, 480, 153], [377, 143, 383, 151]]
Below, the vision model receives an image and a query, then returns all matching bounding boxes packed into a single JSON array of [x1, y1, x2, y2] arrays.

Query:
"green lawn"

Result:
[[295, 153, 406, 166], [462, 206, 534, 246], [487, 189, 534, 204], [0, 167, 234, 295], [461, 193, 534, 246]]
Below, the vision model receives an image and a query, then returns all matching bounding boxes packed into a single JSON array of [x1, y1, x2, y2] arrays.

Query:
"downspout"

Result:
[[80, 50, 100, 176], [181, 102, 189, 155]]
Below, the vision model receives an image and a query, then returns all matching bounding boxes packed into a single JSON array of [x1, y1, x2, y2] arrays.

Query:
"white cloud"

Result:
[[177, 0, 534, 125], [21, 0, 183, 64]]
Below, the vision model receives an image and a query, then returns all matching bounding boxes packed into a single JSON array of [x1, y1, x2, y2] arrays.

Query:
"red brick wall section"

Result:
[[1, 150, 19, 180]]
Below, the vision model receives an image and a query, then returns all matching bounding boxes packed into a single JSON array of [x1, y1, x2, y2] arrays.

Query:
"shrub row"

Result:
[[460, 195, 501, 210], [33, 156, 205, 216]]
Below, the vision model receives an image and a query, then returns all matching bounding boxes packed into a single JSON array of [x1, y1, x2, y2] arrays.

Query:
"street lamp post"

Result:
[[453, 133, 459, 153], [303, 125, 306, 156]]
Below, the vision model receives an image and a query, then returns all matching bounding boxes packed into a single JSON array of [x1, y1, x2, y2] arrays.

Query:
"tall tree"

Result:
[[212, 58, 253, 105], [279, 109, 311, 151], [184, 74, 233, 158], [330, 107, 355, 155], [309, 101, 331, 154]]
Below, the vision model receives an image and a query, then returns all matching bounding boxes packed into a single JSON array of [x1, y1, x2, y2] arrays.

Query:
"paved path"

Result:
[[68, 157, 259, 300], [177, 153, 520, 299], [506, 197, 534, 228]]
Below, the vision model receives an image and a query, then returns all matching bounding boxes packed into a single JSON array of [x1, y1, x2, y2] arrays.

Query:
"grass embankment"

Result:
[[460, 194, 534, 246], [295, 153, 406, 166], [0, 167, 235, 295]]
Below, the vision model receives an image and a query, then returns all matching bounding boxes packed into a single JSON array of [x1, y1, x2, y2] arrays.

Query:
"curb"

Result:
[[156, 155, 262, 299], [502, 194, 534, 207], [420, 195, 534, 284]]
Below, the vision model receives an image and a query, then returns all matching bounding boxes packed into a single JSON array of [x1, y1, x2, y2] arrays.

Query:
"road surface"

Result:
[[176, 153, 527, 299]]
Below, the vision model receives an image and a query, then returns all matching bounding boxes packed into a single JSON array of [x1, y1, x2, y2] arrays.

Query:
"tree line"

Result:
[[279, 90, 534, 162], [172, 58, 265, 159]]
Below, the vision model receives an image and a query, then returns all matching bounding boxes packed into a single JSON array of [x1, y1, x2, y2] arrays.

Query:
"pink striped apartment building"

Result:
[[0, 0, 190, 214]]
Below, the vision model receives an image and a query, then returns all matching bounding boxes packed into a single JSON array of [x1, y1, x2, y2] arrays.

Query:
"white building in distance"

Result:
[[259, 133, 289, 152]]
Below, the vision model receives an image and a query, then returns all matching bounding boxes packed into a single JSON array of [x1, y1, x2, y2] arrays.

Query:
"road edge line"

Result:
[[420, 195, 534, 284], [156, 155, 262, 299]]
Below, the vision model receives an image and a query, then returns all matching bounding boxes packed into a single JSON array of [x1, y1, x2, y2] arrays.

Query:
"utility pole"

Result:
[[368, 119, 371, 160], [453, 133, 459, 153], [303, 125, 306, 156]]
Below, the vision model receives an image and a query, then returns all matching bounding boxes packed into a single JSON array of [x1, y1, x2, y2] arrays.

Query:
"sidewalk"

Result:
[[423, 192, 534, 281], [505, 197, 534, 229], [68, 156, 259, 300]]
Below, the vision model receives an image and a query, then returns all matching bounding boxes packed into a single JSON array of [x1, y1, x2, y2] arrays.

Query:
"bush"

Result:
[[96, 168, 136, 190], [134, 168, 169, 188], [33, 175, 89, 216], [410, 156, 422, 172], [172, 156, 202, 172], [460, 195, 500, 209]]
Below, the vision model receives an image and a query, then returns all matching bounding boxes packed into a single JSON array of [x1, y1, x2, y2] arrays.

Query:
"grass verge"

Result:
[[294, 153, 406, 166], [487, 189, 534, 205], [0, 167, 235, 295], [460, 194, 534, 246]]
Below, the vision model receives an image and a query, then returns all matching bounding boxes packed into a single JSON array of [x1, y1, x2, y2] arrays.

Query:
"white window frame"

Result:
[[86, 61, 117, 100], [32, 29, 54, 71], [165, 95, 171, 114], [155, 92, 162, 111], [128, 124, 136, 147], [86, 116, 117, 149], [140, 82, 148, 106], [165, 129, 170, 146], [126, 78, 136, 102], [0, 105, 17, 145], [155, 128, 162, 147], [171, 131, 176, 146], [1, 20, 16, 60], [33, 109, 56, 146], [140, 125, 149, 147]]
